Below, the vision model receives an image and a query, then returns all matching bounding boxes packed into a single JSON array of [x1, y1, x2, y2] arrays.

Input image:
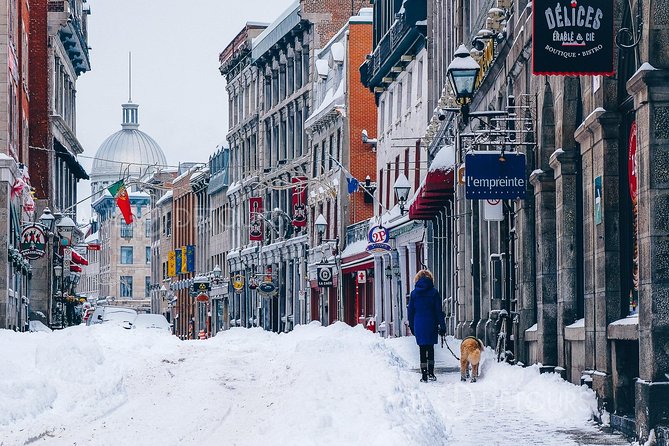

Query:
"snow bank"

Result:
[[0, 323, 604, 446]]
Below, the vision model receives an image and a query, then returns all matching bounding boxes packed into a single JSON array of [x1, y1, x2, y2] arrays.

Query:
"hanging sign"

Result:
[[291, 177, 308, 227], [168, 250, 176, 277], [257, 281, 278, 297], [357, 270, 367, 284], [317, 266, 334, 288], [249, 197, 264, 242], [483, 199, 504, 221], [628, 121, 638, 203], [20, 224, 47, 260], [366, 225, 391, 253], [232, 274, 245, 293], [196, 293, 209, 303], [532, 0, 614, 75], [186, 245, 196, 273], [465, 151, 526, 200]]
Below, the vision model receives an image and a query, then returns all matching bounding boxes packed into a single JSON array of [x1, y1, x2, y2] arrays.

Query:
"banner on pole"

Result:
[[250, 197, 264, 242], [291, 177, 307, 227]]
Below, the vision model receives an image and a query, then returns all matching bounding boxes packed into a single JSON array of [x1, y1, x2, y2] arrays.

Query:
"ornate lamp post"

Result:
[[393, 174, 411, 215], [447, 44, 481, 121]]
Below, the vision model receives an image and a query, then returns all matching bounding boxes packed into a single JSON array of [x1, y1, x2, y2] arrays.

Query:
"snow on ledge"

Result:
[[526, 323, 538, 332], [609, 314, 639, 326], [567, 318, 584, 329]]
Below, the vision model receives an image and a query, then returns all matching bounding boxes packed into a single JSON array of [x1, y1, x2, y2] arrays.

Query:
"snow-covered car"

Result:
[[29, 320, 52, 333], [132, 314, 171, 333], [97, 307, 138, 329]]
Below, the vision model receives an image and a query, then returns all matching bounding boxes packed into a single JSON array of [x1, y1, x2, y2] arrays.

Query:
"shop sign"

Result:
[[232, 274, 245, 293], [257, 281, 277, 297], [196, 293, 209, 303], [594, 176, 603, 225], [291, 177, 308, 227], [249, 197, 264, 242], [532, 0, 614, 75], [465, 152, 526, 200], [20, 224, 47, 260], [357, 270, 367, 284], [366, 225, 391, 253], [317, 266, 334, 288], [191, 281, 211, 294]]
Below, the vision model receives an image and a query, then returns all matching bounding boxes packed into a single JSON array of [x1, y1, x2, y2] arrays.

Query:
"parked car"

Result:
[[132, 314, 171, 333], [87, 307, 138, 329]]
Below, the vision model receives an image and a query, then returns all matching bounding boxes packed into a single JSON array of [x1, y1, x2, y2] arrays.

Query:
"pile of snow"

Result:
[[0, 323, 607, 445]]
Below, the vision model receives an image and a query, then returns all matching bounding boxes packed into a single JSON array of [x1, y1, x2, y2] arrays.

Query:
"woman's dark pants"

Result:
[[419, 345, 435, 379]]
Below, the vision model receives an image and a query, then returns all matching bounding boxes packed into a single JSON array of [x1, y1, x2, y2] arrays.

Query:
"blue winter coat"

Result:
[[408, 277, 446, 346]]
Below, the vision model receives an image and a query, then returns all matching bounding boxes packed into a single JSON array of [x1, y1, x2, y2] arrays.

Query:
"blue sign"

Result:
[[465, 152, 527, 200], [367, 225, 391, 253], [186, 245, 196, 272]]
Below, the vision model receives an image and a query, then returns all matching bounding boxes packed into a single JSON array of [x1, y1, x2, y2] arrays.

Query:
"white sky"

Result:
[[75, 0, 294, 222]]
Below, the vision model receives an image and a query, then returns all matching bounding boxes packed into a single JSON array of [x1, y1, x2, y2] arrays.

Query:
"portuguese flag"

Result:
[[108, 180, 133, 224]]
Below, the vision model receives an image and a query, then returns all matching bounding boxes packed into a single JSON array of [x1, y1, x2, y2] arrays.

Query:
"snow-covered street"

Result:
[[1, 323, 632, 446]]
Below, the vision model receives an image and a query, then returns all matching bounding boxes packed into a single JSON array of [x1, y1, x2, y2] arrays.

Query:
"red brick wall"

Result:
[[18, 0, 30, 164], [29, 0, 50, 199], [301, 0, 369, 48], [172, 174, 197, 338], [347, 20, 376, 225]]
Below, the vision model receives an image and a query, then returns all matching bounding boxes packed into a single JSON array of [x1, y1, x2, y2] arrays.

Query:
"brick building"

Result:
[[305, 9, 377, 327], [27, 0, 91, 326]]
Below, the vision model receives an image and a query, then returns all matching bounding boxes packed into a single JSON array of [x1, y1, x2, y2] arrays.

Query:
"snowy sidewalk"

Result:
[[0, 323, 632, 446]]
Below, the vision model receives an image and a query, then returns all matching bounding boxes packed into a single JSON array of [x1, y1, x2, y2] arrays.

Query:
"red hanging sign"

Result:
[[291, 177, 308, 227], [249, 197, 264, 242], [628, 121, 638, 203]]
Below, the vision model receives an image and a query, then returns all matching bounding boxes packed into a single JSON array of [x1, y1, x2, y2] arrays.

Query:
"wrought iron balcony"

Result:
[[360, 0, 427, 90]]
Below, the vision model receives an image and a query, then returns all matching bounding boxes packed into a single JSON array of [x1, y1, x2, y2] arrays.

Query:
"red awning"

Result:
[[342, 261, 374, 274], [71, 250, 89, 266], [70, 265, 83, 273], [409, 168, 455, 221]]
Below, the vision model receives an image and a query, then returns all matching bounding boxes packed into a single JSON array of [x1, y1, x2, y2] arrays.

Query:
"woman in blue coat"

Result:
[[408, 269, 446, 382]]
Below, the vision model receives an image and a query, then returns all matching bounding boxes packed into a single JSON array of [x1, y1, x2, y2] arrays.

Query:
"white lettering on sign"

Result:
[[544, 4, 603, 30], [467, 177, 526, 189]]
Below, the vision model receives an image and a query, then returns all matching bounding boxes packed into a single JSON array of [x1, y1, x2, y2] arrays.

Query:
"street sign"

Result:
[[317, 266, 334, 287], [366, 225, 391, 253], [465, 151, 526, 200], [357, 270, 367, 284], [20, 224, 47, 260], [483, 199, 504, 221]]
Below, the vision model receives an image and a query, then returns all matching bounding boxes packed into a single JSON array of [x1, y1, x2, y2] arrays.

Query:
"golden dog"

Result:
[[460, 336, 484, 382]]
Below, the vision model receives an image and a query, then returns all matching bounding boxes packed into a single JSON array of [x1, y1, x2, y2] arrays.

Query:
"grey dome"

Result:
[[90, 102, 167, 182]]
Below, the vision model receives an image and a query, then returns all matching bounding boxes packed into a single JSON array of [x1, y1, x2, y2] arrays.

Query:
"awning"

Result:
[[54, 141, 89, 180], [70, 265, 83, 273], [342, 260, 374, 274], [71, 250, 89, 266], [409, 168, 455, 220]]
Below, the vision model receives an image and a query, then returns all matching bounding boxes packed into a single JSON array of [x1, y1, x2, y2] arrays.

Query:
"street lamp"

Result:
[[393, 174, 411, 215], [56, 216, 77, 246], [315, 214, 328, 237], [212, 264, 222, 280], [447, 44, 481, 120], [39, 207, 56, 232]]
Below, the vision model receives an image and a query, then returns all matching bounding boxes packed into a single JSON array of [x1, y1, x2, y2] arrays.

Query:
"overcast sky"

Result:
[[76, 0, 294, 221]]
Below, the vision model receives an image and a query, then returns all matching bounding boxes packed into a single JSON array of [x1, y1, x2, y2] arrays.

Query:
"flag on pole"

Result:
[[346, 172, 359, 194], [108, 180, 133, 224]]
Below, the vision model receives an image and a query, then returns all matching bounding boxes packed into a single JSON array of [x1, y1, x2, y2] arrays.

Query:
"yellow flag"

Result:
[[168, 251, 176, 277], [181, 246, 188, 273]]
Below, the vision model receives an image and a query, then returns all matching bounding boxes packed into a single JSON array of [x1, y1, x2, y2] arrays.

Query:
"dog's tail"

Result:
[[477, 338, 484, 351]]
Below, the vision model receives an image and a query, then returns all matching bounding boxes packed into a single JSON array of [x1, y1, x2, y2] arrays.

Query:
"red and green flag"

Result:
[[108, 180, 133, 224]]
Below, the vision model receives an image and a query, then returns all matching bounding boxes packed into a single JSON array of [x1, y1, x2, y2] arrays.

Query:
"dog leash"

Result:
[[442, 335, 461, 361]]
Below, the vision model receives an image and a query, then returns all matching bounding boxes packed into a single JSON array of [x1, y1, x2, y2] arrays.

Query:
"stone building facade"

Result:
[[220, 0, 368, 333], [406, 0, 669, 441], [91, 190, 151, 309], [360, 0, 430, 337]]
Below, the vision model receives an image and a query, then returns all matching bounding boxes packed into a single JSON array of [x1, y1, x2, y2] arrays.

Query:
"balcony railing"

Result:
[[346, 221, 370, 246], [361, 0, 427, 89]]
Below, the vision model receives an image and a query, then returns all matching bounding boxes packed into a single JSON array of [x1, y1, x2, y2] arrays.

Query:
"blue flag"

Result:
[[346, 174, 359, 194]]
